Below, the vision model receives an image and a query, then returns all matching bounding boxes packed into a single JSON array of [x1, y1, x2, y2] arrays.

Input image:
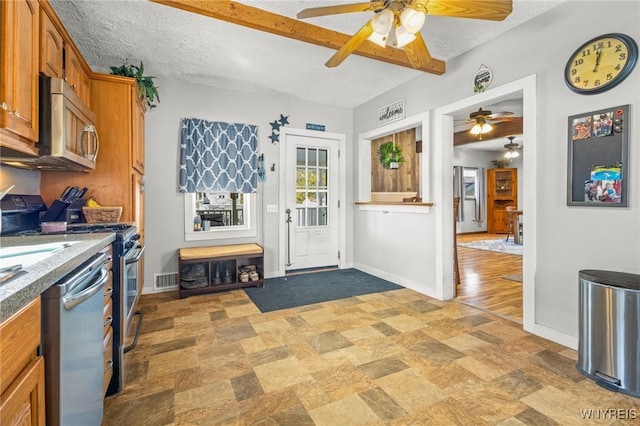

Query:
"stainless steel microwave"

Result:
[[1, 76, 99, 171]]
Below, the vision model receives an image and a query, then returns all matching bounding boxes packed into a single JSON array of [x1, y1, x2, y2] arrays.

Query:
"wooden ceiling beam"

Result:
[[454, 118, 523, 146], [149, 0, 446, 74]]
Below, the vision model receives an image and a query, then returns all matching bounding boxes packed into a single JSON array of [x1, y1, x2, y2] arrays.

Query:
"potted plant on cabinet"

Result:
[[110, 61, 160, 109]]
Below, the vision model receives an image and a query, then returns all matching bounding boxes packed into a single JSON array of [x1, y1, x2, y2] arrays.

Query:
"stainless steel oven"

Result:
[[108, 228, 144, 395], [122, 237, 144, 338]]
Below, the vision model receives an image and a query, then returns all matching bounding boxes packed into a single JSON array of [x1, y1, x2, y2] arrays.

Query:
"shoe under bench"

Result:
[[177, 243, 264, 299]]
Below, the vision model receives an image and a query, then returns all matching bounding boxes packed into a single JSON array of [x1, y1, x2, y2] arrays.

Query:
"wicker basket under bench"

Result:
[[177, 243, 264, 298]]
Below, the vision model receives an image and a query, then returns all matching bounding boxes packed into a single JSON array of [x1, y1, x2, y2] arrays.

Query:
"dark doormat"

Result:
[[244, 268, 403, 313]]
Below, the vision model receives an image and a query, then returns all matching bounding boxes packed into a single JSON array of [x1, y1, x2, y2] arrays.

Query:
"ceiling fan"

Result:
[[458, 107, 521, 136], [503, 136, 522, 159], [296, 0, 513, 69]]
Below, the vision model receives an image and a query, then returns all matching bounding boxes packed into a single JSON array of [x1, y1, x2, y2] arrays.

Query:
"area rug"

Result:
[[502, 274, 523, 282], [244, 269, 403, 313], [457, 238, 523, 256]]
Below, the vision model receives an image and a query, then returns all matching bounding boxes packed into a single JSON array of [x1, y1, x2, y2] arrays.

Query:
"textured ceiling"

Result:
[[51, 0, 563, 108]]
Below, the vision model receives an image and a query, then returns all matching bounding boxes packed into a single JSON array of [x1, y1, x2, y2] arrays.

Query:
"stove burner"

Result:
[[12, 223, 136, 239]]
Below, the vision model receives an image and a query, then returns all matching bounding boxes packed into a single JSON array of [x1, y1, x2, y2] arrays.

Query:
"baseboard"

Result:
[[533, 323, 578, 350], [352, 262, 438, 299]]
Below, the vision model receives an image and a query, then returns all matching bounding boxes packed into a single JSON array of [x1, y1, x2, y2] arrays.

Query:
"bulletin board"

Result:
[[567, 104, 629, 207]]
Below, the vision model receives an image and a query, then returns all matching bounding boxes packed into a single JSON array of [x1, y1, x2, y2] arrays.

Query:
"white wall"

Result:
[[352, 1, 639, 343], [142, 79, 353, 293]]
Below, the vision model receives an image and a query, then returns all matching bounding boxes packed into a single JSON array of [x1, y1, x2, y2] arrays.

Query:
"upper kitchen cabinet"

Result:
[[39, 7, 62, 78], [41, 74, 146, 233], [0, 0, 39, 155], [132, 95, 146, 174], [39, 1, 92, 108]]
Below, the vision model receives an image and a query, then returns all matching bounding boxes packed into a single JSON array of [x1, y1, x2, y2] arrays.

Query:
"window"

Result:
[[184, 191, 257, 241], [295, 147, 329, 227]]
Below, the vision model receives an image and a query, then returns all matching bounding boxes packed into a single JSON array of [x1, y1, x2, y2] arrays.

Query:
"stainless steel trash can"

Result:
[[577, 270, 640, 398]]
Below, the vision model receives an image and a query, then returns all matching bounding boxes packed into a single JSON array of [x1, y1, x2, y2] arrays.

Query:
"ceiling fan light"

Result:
[[504, 149, 520, 159], [470, 120, 492, 135], [400, 8, 425, 34], [372, 9, 393, 35], [395, 25, 416, 48], [368, 31, 388, 48]]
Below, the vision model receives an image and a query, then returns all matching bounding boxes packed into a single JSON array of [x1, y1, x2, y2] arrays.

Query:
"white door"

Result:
[[284, 133, 340, 271]]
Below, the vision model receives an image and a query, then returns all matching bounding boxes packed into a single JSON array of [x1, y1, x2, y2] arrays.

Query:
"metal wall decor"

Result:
[[567, 104, 629, 207], [269, 114, 290, 143]]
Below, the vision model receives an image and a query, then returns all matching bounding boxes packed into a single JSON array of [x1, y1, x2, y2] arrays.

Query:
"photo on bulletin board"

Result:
[[567, 104, 629, 207]]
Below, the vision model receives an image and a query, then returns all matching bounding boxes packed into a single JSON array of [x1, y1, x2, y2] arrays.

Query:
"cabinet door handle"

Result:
[[0, 102, 7, 111], [104, 315, 113, 327], [104, 359, 113, 372], [8, 109, 20, 118]]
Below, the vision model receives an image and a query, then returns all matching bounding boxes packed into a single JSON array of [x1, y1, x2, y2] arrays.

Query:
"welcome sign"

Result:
[[379, 99, 405, 126]]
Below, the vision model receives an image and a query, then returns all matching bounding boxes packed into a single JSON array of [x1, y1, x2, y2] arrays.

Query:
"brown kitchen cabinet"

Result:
[[0, 0, 40, 155], [38, 1, 92, 108], [487, 168, 518, 234], [178, 244, 264, 299], [39, 7, 63, 78], [101, 245, 114, 396], [0, 298, 46, 426]]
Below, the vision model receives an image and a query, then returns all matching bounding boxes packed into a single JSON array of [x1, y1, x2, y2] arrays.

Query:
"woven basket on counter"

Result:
[[82, 206, 123, 223]]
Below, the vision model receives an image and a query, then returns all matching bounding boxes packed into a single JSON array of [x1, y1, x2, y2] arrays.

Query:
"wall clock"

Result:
[[565, 33, 638, 94]]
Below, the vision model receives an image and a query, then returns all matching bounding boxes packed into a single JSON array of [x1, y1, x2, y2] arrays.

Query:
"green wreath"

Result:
[[378, 141, 404, 169]]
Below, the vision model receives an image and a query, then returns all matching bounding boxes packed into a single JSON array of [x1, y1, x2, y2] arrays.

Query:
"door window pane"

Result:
[[293, 147, 330, 228], [308, 149, 317, 166], [296, 148, 306, 166], [318, 149, 327, 167]]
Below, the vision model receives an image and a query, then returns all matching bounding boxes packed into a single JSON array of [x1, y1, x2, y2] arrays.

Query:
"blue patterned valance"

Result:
[[179, 119, 258, 193]]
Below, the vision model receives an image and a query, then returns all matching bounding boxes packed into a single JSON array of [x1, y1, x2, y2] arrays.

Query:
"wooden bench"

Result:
[[178, 243, 264, 298]]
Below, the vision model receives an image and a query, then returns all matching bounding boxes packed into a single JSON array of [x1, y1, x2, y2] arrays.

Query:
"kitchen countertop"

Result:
[[0, 232, 115, 323]]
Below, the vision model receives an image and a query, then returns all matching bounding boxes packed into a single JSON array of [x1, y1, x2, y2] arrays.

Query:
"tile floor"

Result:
[[104, 288, 639, 425]]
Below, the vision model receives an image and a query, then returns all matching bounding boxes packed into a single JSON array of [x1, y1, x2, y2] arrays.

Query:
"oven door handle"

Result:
[[63, 267, 108, 310], [125, 245, 145, 265]]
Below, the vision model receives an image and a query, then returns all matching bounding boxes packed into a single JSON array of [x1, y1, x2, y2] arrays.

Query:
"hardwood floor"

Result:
[[104, 283, 638, 425], [455, 233, 523, 323]]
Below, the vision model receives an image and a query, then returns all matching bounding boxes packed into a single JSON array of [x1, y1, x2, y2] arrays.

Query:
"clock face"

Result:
[[565, 33, 638, 94]]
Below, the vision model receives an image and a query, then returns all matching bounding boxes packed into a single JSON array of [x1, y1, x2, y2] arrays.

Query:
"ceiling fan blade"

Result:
[[488, 111, 514, 118], [488, 116, 521, 123], [297, 2, 385, 19], [325, 21, 374, 67], [420, 0, 513, 21], [404, 33, 432, 69]]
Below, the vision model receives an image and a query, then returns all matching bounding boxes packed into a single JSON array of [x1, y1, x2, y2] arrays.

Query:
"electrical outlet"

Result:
[[267, 204, 278, 213]]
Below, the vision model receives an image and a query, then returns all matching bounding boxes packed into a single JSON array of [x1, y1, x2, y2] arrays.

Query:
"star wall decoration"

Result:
[[269, 114, 289, 143]]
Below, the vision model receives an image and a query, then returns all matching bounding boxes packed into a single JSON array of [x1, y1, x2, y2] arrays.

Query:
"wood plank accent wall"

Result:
[[371, 129, 419, 193]]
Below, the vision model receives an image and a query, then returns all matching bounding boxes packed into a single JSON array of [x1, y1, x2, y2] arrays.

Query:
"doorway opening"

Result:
[[434, 75, 537, 333]]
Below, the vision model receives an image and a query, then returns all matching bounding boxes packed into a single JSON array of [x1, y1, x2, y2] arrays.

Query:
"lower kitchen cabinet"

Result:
[[0, 298, 45, 426], [101, 245, 114, 396]]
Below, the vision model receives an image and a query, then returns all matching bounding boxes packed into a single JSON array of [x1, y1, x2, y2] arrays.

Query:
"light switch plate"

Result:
[[266, 204, 278, 213]]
